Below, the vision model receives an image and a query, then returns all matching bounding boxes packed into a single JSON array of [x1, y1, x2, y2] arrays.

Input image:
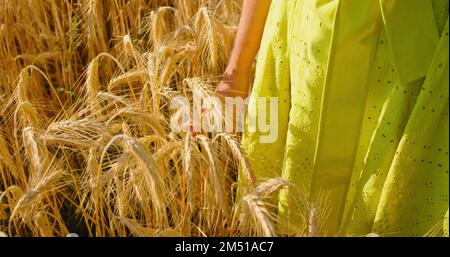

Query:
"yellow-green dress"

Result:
[[242, 0, 449, 236]]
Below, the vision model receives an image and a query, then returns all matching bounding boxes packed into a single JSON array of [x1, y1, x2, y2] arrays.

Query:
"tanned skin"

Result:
[[215, 0, 272, 99]]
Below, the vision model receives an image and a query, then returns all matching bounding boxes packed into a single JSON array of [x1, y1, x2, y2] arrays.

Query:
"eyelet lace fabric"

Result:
[[242, 0, 449, 236]]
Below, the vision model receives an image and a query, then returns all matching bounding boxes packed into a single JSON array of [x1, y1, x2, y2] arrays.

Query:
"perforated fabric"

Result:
[[242, 0, 449, 236]]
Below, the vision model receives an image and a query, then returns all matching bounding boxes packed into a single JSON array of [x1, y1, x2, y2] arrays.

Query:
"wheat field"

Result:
[[0, 0, 322, 237]]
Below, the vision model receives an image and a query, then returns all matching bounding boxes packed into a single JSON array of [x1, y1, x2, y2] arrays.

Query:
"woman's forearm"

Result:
[[223, 0, 272, 91]]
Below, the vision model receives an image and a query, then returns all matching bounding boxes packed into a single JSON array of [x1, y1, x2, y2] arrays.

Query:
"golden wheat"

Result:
[[0, 0, 330, 237]]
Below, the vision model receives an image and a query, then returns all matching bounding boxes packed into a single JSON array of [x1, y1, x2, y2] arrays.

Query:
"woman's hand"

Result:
[[215, 71, 251, 101], [212, 71, 252, 135]]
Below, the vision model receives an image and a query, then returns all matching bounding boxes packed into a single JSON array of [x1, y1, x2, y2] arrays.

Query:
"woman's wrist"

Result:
[[224, 57, 252, 76], [223, 65, 251, 83], [221, 71, 250, 93], [216, 67, 251, 98]]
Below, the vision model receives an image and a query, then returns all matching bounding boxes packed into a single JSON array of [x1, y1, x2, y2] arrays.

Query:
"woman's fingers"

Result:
[[215, 81, 249, 101]]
